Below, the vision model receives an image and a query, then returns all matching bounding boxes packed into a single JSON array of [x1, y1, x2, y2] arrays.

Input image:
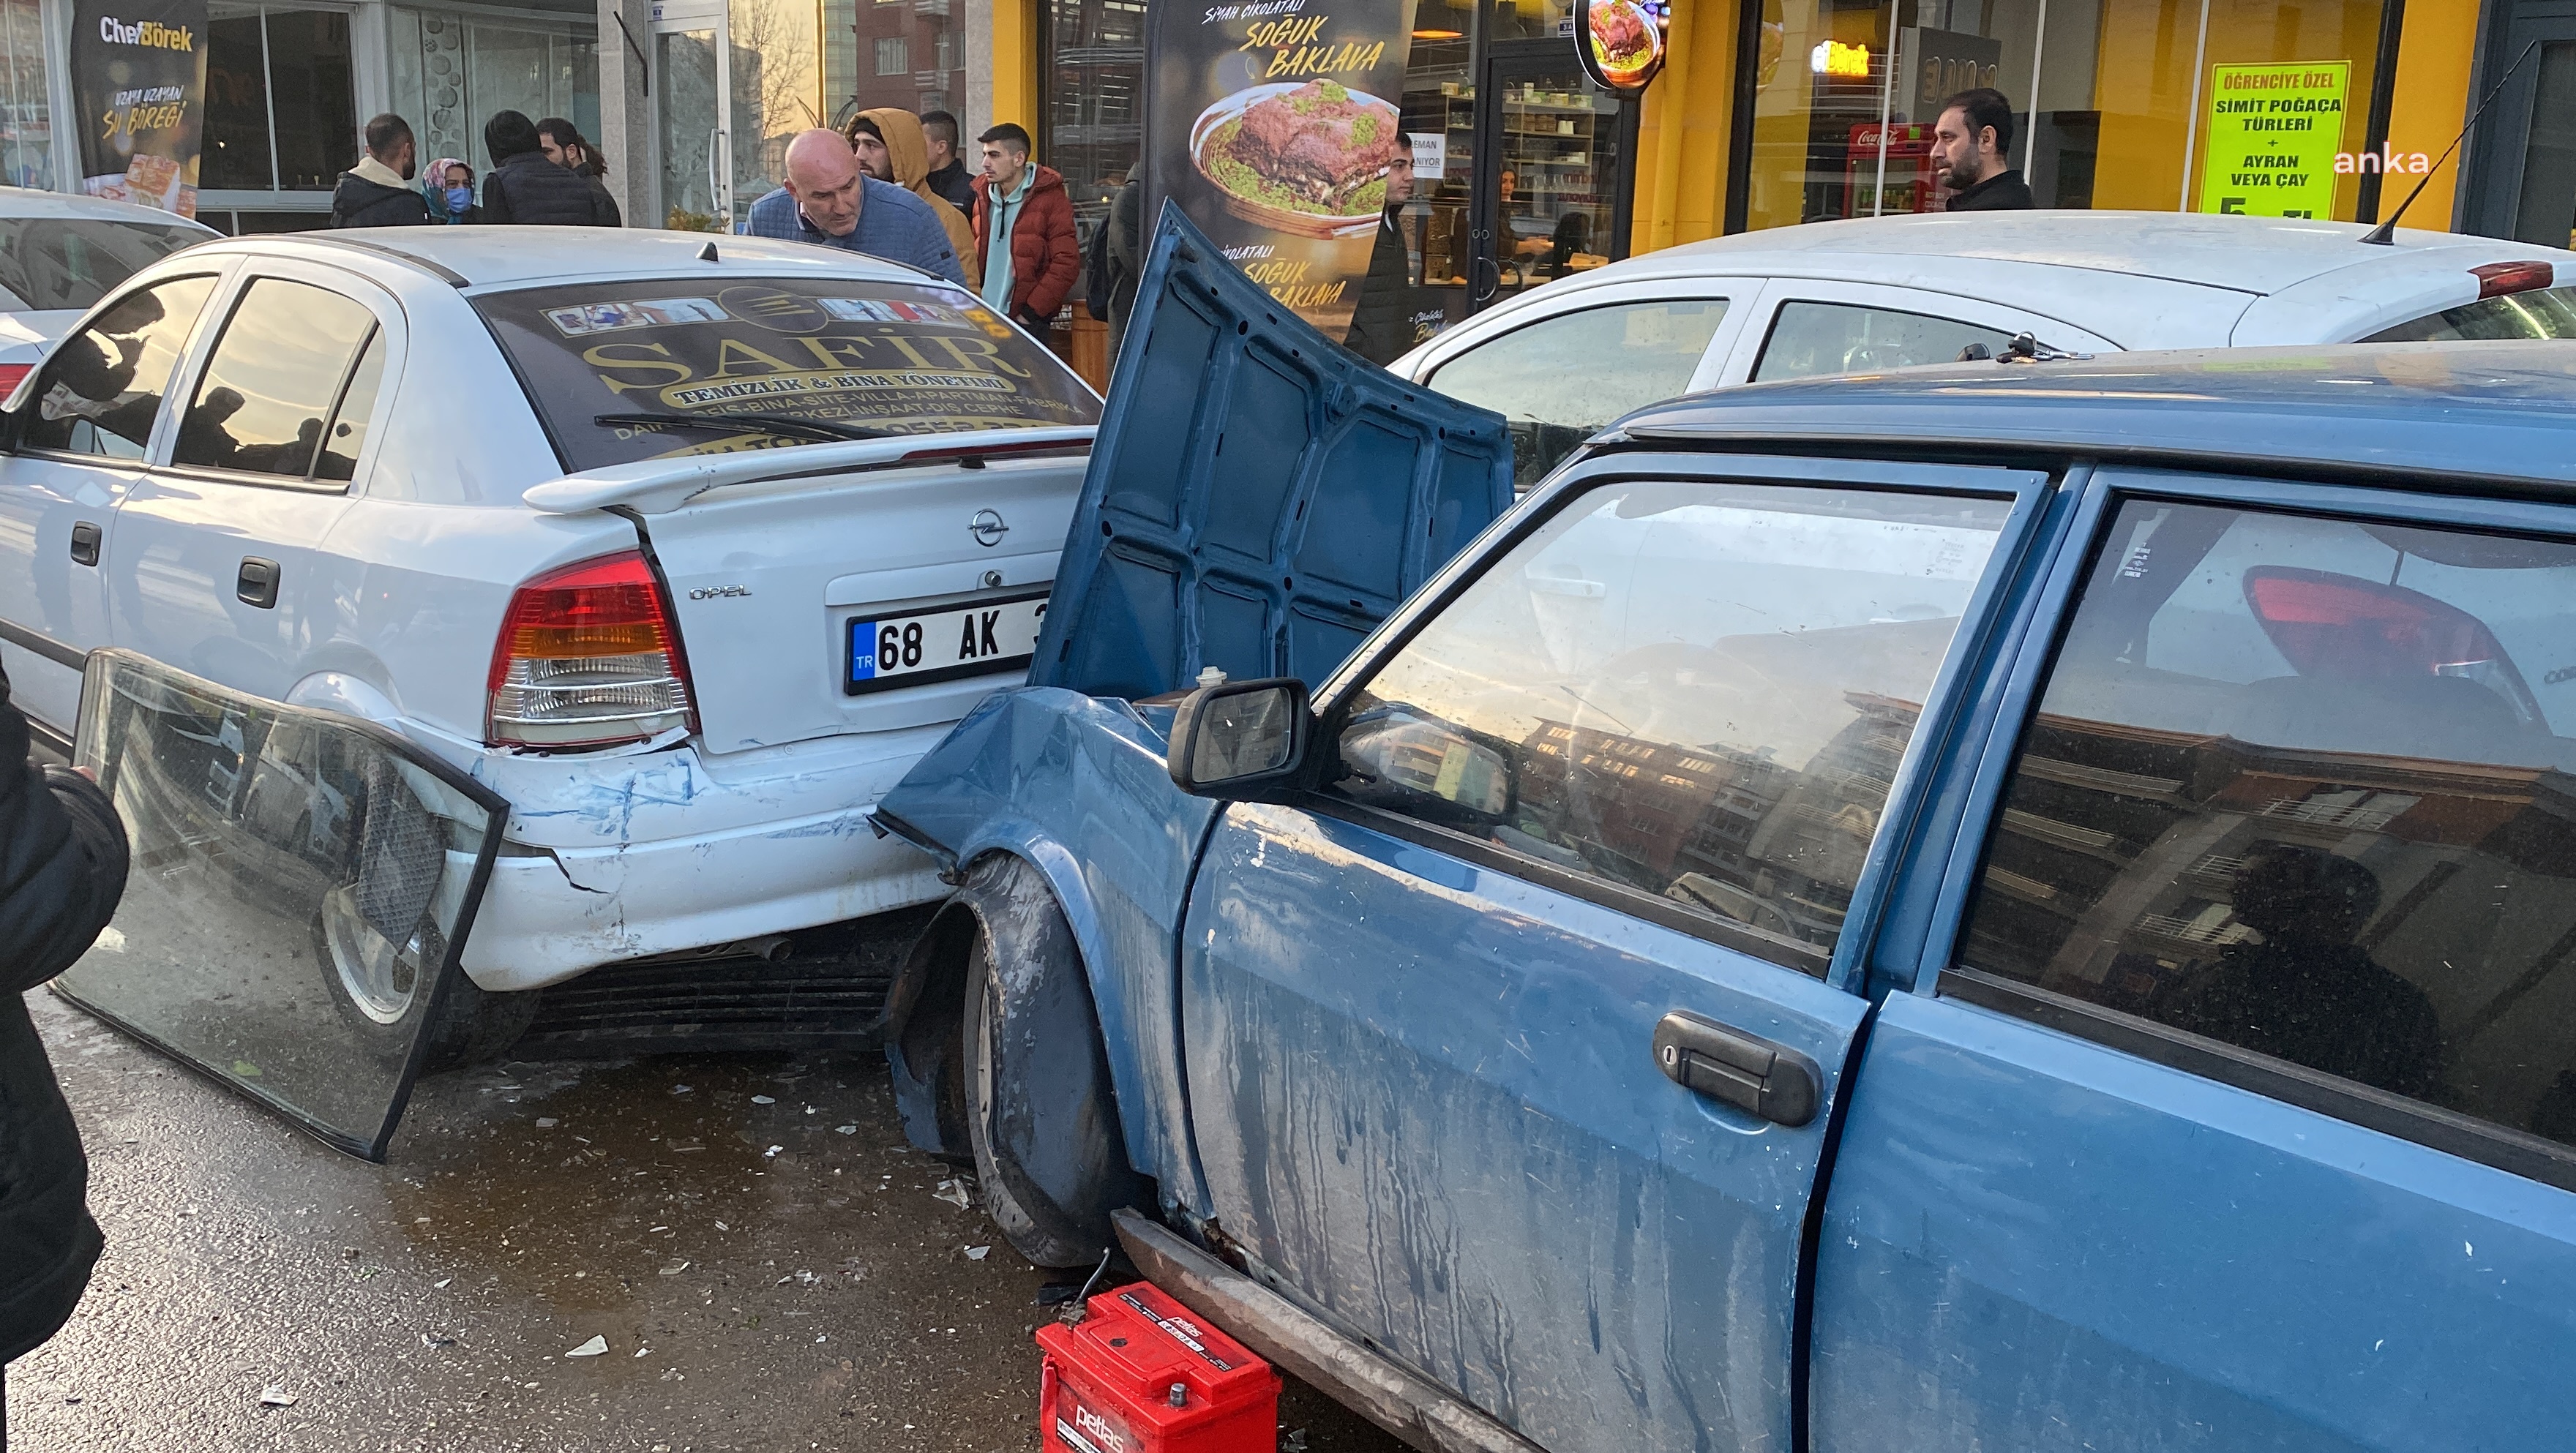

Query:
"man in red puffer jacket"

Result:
[[970, 123, 1080, 336]]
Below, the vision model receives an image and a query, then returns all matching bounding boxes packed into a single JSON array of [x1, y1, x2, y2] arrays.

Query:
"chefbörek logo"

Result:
[[97, 15, 194, 49]]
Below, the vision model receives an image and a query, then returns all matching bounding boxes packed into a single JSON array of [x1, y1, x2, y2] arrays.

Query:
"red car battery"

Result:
[[1036, 1281, 1280, 1453]]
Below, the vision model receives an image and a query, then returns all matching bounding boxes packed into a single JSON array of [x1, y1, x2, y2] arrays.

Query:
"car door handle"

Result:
[[236, 557, 280, 609], [69, 520, 100, 566], [1653, 1010, 1821, 1127]]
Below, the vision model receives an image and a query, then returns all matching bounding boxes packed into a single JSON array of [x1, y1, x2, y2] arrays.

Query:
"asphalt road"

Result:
[[7, 987, 1405, 1452]]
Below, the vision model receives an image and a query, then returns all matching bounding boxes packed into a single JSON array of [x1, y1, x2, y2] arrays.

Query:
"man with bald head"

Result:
[[739, 127, 965, 285]]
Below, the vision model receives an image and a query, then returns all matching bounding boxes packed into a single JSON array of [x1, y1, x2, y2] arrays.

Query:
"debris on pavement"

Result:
[[659, 1258, 691, 1276], [258, 1386, 297, 1408], [965, 1245, 991, 1261], [750, 1095, 776, 1105], [933, 1177, 973, 1209], [421, 1332, 455, 1348], [566, 1336, 610, 1357], [536, 1117, 558, 1128]]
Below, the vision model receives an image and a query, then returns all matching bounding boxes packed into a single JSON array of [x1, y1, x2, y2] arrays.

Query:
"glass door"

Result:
[[2468, 7, 2576, 249], [655, 0, 731, 230], [1472, 42, 1639, 312]]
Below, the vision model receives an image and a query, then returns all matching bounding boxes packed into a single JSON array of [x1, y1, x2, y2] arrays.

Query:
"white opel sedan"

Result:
[[0, 226, 1098, 1061], [1393, 211, 2576, 485], [0, 187, 216, 386]]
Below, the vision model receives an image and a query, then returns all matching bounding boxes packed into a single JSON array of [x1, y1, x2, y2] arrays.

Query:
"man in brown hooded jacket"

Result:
[[854, 108, 979, 291]]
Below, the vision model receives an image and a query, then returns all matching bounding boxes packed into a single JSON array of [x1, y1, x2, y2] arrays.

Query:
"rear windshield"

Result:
[[2365, 284, 2576, 342], [0, 217, 209, 312], [474, 277, 1101, 472]]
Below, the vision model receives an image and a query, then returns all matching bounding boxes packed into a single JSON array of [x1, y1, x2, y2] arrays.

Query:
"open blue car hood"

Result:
[[1028, 205, 1515, 699]]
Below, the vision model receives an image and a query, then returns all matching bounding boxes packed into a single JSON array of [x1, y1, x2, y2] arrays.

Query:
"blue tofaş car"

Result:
[[872, 215, 2576, 1453]]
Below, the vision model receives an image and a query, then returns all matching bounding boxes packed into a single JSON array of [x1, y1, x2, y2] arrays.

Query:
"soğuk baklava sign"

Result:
[[1146, 0, 1418, 335]]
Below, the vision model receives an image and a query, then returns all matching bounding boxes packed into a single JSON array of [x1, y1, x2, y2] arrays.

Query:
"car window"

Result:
[[2363, 285, 2576, 342], [0, 217, 208, 313], [473, 277, 1102, 472], [173, 278, 382, 481], [1752, 300, 2017, 383], [20, 274, 220, 460], [314, 331, 387, 484], [1325, 479, 2012, 974], [1958, 500, 2576, 1151], [1425, 299, 1729, 491]]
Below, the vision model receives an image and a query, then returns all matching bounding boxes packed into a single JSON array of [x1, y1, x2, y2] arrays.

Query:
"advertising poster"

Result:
[[2198, 61, 2348, 219], [1145, 0, 1420, 337], [70, 0, 207, 217], [1576, 0, 1666, 94]]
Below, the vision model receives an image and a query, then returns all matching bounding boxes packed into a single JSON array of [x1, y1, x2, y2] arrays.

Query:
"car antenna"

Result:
[[697, 240, 719, 262], [2361, 40, 2539, 244]]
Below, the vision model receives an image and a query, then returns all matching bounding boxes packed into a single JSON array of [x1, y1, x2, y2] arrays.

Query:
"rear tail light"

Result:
[[486, 551, 696, 748], [2244, 565, 2542, 721], [2472, 260, 2555, 299], [0, 362, 32, 399]]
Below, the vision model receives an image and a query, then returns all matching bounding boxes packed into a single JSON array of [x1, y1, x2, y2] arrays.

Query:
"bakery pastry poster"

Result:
[[1146, 0, 1418, 335], [71, 0, 207, 217]]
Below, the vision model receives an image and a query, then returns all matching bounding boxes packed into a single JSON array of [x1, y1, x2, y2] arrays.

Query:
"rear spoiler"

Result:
[[521, 426, 1097, 516]]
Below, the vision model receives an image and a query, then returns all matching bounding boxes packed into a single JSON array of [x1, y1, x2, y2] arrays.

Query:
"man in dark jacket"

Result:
[[0, 669, 129, 1416], [1930, 87, 2035, 211], [482, 110, 621, 226], [918, 110, 978, 214], [329, 113, 433, 228], [1344, 137, 1421, 366]]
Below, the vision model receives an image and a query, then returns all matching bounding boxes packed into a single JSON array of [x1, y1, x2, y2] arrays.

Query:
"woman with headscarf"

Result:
[[422, 158, 482, 224], [855, 108, 978, 290]]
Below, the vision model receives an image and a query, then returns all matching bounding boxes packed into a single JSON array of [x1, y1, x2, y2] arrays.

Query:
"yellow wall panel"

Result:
[[2384, 0, 2480, 228]]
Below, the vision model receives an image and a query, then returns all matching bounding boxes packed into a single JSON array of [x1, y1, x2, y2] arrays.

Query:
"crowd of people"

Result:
[[323, 104, 1092, 345]]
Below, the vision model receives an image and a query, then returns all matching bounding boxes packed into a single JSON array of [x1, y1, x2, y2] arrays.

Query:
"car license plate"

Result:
[[847, 591, 1046, 695]]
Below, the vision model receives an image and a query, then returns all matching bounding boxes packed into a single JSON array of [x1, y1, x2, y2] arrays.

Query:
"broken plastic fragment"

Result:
[[536, 1117, 558, 1128], [932, 1178, 972, 1209], [965, 1245, 991, 1261], [566, 1336, 609, 1357], [764, 1144, 784, 1158], [421, 1332, 455, 1348], [659, 1259, 691, 1276], [433, 1278, 452, 1289], [834, 1125, 857, 1135], [259, 1386, 296, 1408], [750, 1095, 776, 1105]]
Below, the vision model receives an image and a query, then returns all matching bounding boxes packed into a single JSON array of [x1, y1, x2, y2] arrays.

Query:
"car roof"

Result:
[[1611, 340, 2576, 489], [0, 187, 219, 233], [1603, 211, 2564, 296], [219, 224, 951, 292]]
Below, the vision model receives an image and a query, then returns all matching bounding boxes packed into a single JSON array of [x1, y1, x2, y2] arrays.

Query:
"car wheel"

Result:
[[312, 885, 537, 1072], [956, 857, 1148, 1268]]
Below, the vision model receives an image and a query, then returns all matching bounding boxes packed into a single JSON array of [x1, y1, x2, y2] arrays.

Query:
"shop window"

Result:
[[388, 8, 602, 195], [1040, 0, 1147, 230], [204, 10, 357, 193], [0, 0, 50, 189], [1958, 500, 2576, 1149], [1740, 0, 2386, 230]]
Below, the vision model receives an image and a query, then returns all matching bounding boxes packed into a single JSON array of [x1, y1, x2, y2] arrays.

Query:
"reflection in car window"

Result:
[[21, 274, 219, 459], [2364, 285, 2576, 342], [315, 331, 387, 483], [474, 278, 1101, 472], [1752, 301, 2015, 383], [1961, 502, 2576, 1148], [173, 278, 380, 481], [0, 218, 206, 312], [1425, 299, 1729, 492], [1327, 481, 2010, 974]]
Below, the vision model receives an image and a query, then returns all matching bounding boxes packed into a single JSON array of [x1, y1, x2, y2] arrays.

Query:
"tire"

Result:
[[312, 887, 538, 1073], [957, 857, 1150, 1269]]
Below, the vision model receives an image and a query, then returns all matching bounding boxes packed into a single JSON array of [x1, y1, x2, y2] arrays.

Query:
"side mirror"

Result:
[[1168, 676, 1311, 798]]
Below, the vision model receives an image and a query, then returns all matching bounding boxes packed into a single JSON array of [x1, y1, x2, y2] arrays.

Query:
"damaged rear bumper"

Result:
[[454, 724, 955, 992]]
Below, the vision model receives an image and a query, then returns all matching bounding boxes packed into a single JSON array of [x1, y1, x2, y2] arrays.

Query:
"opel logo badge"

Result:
[[970, 508, 1008, 548]]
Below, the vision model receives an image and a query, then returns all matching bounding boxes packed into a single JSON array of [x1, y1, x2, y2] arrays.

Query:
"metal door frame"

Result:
[[1467, 38, 1643, 314], [651, 0, 735, 230], [2461, 0, 2576, 239]]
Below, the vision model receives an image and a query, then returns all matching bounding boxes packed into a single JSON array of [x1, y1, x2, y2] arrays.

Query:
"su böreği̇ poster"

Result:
[[1148, 0, 1419, 335], [71, 0, 207, 217]]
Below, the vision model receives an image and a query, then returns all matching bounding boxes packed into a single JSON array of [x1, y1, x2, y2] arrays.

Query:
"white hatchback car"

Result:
[[0, 187, 216, 385], [1393, 211, 2576, 485], [0, 225, 1099, 1060]]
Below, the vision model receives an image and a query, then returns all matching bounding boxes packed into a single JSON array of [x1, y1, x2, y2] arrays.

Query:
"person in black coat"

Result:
[[0, 668, 129, 1409], [1928, 87, 2036, 211], [329, 113, 434, 228], [480, 110, 620, 226]]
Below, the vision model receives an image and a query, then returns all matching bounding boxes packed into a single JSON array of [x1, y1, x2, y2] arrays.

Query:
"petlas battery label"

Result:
[[1056, 1394, 1136, 1453]]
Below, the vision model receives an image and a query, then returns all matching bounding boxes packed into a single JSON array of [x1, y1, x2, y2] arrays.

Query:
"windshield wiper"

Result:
[[593, 410, 893, 442]]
